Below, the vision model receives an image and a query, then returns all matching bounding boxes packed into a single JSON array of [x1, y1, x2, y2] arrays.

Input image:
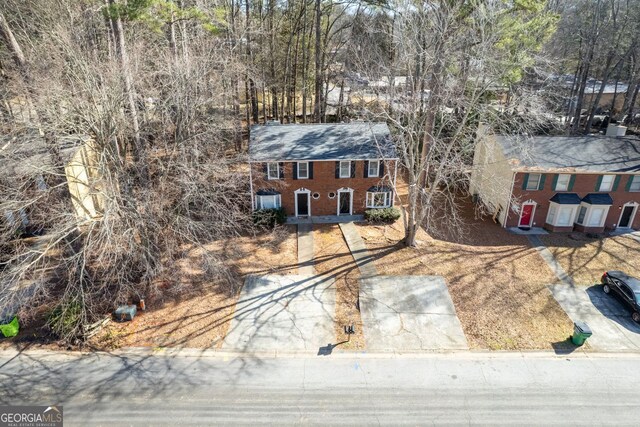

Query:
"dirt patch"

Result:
[[313, 224, 365, 350], [357, 207, 573, 350], [541, 233, 640, 286], [90, 225, 299, 349]]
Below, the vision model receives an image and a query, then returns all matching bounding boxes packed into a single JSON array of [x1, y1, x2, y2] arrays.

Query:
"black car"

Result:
[[601, 271, 640, 323]]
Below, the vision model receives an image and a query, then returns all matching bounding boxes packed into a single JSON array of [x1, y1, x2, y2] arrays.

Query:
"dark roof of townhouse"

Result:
[[0, 131, 88, 178], [549, 193, 581, 204], [495, 134, 640, 173], [582, 193, 614, 205], [249, 122, 397, 162]]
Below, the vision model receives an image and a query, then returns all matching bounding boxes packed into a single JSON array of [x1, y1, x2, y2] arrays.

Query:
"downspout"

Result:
[[505, 171, 517, 228], [249, 161, 255, 210], [392, 159, 398, 207]]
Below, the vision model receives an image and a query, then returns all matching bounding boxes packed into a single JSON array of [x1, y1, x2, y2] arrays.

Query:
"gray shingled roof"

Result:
[[550, 193, 581, 204], [249, 122, 397, 161], [496, 134, 640, 173], [582, 193, 614, 205]]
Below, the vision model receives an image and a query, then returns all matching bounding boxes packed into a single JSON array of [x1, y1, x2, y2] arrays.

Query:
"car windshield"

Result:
[[636, 292, 640, 303]]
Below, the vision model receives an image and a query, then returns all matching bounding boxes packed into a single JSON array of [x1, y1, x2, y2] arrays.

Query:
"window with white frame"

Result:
[[555, 174, 571, 191], [546, 205, 557, 224], [599, 174, 615, 191], [588, 206, 607, 226], [526, 173, 541, 191], [576, 206, 587, 224], [257, 194, 281, 209], [629, 176, 640, 192], [339, 161, 351, 178], [297, 162, 309, 179], [546, 203, 577, 227], [267, 162, 280, 180], [368, 160, 380, 177], [366, 191, 391, 208]]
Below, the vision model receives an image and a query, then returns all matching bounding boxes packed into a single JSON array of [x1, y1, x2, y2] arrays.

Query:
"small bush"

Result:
[[365, 207, 401, 223], [253, 207, 287, 228]]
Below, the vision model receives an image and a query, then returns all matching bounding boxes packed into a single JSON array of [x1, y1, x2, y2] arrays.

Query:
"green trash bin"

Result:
[[571, 321, 592, 346], [0, 316, 19, 338]]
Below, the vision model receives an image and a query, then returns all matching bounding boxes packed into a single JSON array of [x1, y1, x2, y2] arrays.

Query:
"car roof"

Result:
[[608, 271, 640, 292]]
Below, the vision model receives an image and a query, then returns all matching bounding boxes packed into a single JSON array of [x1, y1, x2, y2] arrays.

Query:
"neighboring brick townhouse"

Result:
[[470, 125, 640, 233], [248, 122, 398, 217]]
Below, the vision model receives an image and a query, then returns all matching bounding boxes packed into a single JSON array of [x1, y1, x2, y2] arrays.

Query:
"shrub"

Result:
[[365, 207, 401, 223], [252, 207, 287, 228]]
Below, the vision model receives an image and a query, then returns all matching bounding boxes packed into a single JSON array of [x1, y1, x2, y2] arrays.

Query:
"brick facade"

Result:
[[251, 160, 397, 216], [506, 172, 640, 232]]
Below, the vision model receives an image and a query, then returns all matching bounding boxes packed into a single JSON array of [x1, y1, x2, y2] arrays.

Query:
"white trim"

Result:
[[617, 202, 639, 228], [554, 174, 571, 192], [256, 194, 281, 210], [368, 160, 380, 177], [366, 190, 392, 208], [518, 200, 537, 227], [267, 162, 280, 180], [294, 188, 311, 217], [545, 202, 578, 227], [525, 173, 542, 191], [249, 164, 255, 210], [339, 161, 351, 178], [336, 187, 354, 215], [392, 160, 398, 207], [297, 161, 309, 179], [586, 205, 609, 227], [598, 174, 615, 192], [504, 172, 517, 228]]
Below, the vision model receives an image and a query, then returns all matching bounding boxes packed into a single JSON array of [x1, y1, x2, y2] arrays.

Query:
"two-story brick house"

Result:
[[248, 122, 398, 217], [470, 125, 640, 233]]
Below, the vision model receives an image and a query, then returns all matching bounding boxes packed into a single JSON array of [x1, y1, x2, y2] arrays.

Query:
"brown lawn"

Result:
[[91, 225, 298, 349], [313, 225, 365, 350], [540, 233, 640, 286], [357, 206, 573, 350]]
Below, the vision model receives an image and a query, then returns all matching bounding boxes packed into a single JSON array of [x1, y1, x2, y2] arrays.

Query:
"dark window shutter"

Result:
[[568, 174, 576, 191], [551, 174, 559, 191], [626, 175, 634, 192], [522, 173, 529, 190], [595, 175, 603, 191], [292, 162, 298, 180], [380, 161, 385, 177], [279, 162, 284, 179], [612, 175, 621, 191], [538, 174, 546, 190], [363, 161, 369, 178], [263, 163, 268, 179], [335, 161, 340, 179], [350, 161, 356, 178], [309, 162, 314, 179]]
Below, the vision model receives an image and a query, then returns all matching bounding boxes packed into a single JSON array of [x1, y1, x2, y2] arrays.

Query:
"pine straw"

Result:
[[313, 224, 365, 350], [91, 225, 298, 349], [541, 233, 640, 286], [356, 214, 573, 350]]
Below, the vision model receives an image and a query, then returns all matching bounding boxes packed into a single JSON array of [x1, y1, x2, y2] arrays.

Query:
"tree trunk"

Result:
[[313, 0, 322, 122]]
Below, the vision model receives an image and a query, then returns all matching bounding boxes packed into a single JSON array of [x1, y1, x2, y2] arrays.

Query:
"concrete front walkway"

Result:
[[528, 235, 575, 286], [297, 224, 315, 275], [548, 284, 640, 351], [359, 276, 468, 351], [223, 275, 336, 353], [339, 222, 378, 278]]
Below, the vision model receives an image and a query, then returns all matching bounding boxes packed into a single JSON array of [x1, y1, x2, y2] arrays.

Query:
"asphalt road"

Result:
[[1, 349, 640, 425]]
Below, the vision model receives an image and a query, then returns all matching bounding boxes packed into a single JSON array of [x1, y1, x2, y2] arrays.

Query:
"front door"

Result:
[[619, 205, 635, 228], [338, 191, 351, 215], [519, 204, 534, 228], [296, 192, 309, 216]]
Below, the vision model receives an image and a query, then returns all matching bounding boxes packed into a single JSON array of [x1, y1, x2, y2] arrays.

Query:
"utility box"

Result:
[[114, 305, 137, 322]]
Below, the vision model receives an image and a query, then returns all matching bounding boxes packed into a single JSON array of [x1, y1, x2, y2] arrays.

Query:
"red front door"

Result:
[[519, 204, 534, 227]]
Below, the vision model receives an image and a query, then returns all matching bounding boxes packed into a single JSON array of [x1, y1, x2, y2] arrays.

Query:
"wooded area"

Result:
[[1, 0, 640, 343]]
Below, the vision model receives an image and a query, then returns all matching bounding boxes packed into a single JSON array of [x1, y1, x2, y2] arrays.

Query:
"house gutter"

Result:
[[248, 160, 255, 211], [392, 159, 398, 207], [505, 171, 517, 228]]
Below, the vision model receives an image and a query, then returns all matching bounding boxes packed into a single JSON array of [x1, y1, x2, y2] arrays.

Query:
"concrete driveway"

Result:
[[549, 284, 640, 351], [359, 276, 468, 351], [223, 275, 335, 353]]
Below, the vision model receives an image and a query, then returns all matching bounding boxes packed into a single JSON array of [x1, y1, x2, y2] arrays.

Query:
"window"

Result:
[[546, 205, 557, 224], [629, 176, 640, 192], [368, 160, 380, 177], [366, 191, 391, 208], [526, 173, 541, 191], [297, 162, 309, 179], [257, 194, 281, 209], [267, 162, 280, 180], [599, 174, 615, 191], [328, 192, 336, 199], [557, 207, 575, 226], [312, 192, 320, 200], [576, 206, 587, 224], [555, 174, 571, 191], [339, 161, 351, 178], [588, 207, 606, 226]]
